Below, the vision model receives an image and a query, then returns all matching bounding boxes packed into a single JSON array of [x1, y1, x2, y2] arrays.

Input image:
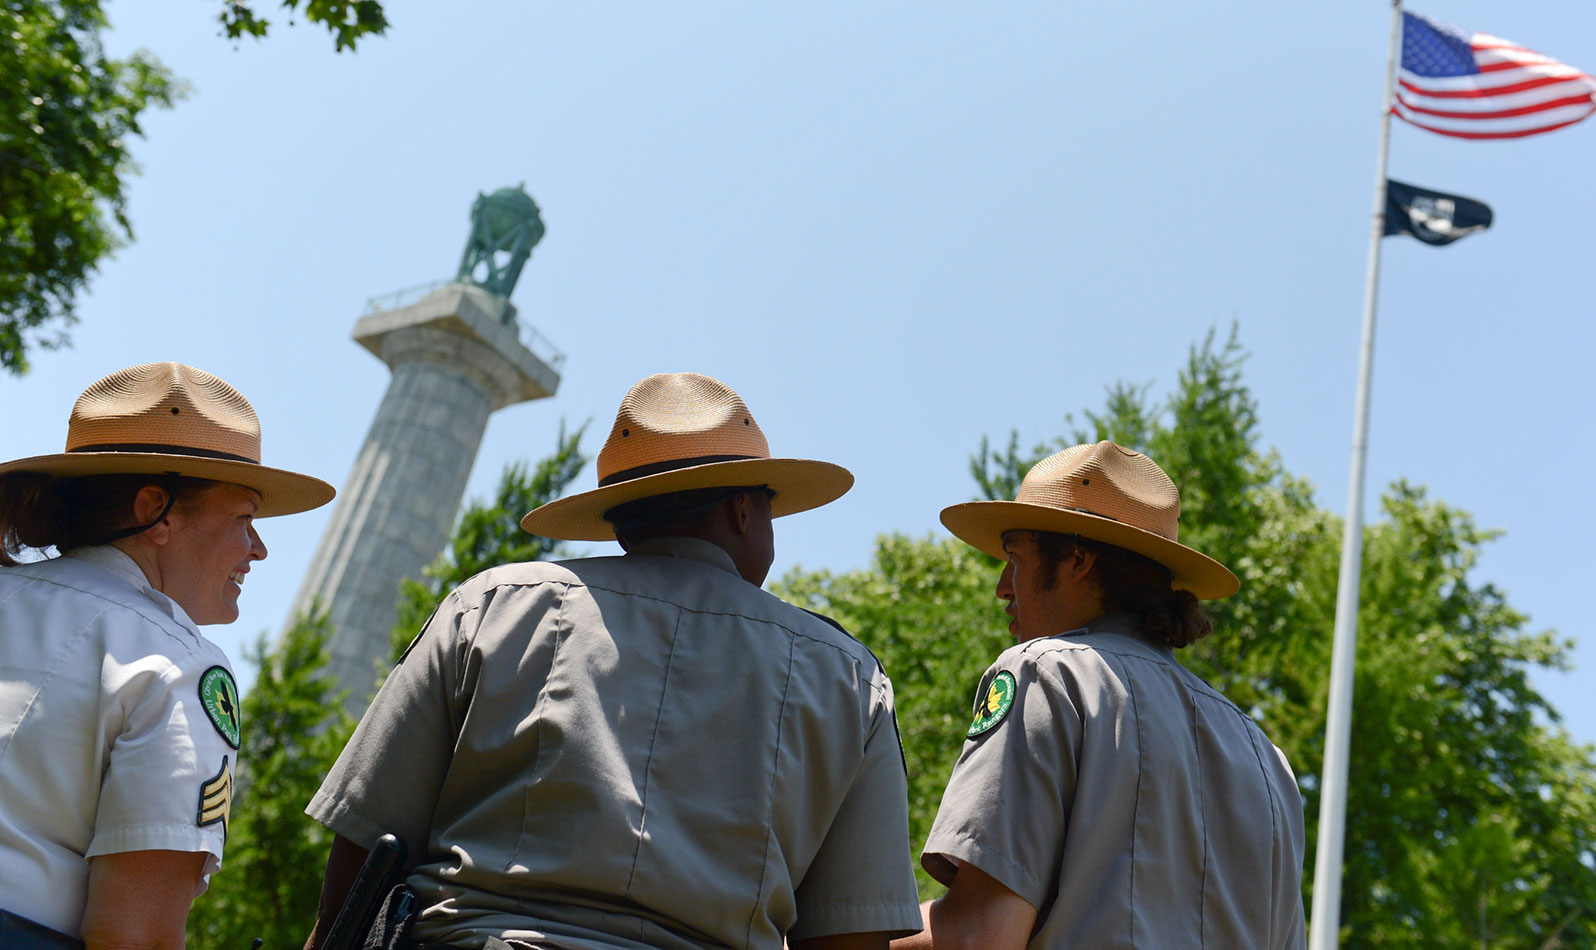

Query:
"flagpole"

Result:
[[1307, 1, 1403, 948]]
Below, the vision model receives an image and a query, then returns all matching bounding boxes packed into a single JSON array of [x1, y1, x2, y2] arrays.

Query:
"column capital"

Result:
[[352, 282, 561, 410]]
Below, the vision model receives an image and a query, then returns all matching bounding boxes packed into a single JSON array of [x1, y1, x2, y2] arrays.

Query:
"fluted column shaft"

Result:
[[284, 284, 559, 709]]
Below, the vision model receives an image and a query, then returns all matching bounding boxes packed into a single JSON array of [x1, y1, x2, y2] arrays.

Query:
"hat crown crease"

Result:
[[597, 373, 771, 482], [64, 362, 263, 463], [1015, 441, 1181, 542]]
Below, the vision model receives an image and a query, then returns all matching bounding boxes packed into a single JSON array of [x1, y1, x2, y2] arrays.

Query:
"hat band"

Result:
[[1044, 502, 1179, 542], [598, 453, 759, 487], [67, 442, 260, 464], [1062, 504, 1116, 521]]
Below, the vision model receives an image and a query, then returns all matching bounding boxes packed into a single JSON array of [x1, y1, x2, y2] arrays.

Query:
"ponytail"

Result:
[[0, 473, 218, 566], [1141, 587, 1211, 648], [0, 473, 61, 566], [1032, 530, 1212, 648]]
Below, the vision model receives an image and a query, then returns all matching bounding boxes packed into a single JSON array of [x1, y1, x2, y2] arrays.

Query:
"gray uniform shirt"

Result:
[[922, 615, 1307, 949], [309, 537, 920, 949]]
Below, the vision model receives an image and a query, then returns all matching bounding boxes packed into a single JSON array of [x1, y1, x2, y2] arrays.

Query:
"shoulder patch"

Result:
[[197, 755, 232, 840], [967, 671, 1016, 737], [198, 665, 241, 749]]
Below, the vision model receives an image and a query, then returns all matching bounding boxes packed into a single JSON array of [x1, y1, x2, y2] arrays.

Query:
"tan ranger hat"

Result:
[[941, 440, 1239, 599], [522, 372, 852, 541], [0, 362, 334, 517]]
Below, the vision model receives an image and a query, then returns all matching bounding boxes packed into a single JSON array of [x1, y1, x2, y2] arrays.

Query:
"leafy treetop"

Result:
[[1, 0, 390, 376], [218, 0, 389, 52], [777, 326, 1596, 946]]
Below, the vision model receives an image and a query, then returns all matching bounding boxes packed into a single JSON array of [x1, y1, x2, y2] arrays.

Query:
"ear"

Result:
[[728, 491, 752, 536], [1067, 546, 1098, 583], [130, 484, 175, 545]]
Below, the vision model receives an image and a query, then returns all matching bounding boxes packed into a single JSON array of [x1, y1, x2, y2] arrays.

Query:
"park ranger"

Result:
[[306, 372, 921, 950], [893, 441, 1307, 950], [0, 362, 334, 949]]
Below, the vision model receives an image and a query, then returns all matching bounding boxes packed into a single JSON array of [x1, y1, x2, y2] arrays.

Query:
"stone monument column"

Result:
[[286, 184, 560, 708], [286, 283, 561, 703]]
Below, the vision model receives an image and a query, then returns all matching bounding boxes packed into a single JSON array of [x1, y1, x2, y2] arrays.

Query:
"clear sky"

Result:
[[6, 1, 1593, 749]]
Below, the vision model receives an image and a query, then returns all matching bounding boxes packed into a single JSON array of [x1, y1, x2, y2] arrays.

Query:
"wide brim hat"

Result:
[[0, 362, 335, 517], [521, 372, 852, 541], [940, 441, 1239, 599]]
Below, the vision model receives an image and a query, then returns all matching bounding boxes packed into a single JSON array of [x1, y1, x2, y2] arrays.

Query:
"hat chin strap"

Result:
[[97, 473, 183, 544]]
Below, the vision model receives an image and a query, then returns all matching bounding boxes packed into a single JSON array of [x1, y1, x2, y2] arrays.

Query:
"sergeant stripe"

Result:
[[197, 756, 233, 840]]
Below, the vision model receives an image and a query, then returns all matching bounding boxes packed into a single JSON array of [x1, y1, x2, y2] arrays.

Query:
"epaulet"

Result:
[[800, 608, 885, 669], [801, 607, 850, 635]]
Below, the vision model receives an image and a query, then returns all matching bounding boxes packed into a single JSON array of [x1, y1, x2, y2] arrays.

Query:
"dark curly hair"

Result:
[[1031, 530, 1212, 648]]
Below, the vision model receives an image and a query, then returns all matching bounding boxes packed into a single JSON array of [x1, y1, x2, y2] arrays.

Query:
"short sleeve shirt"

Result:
[[0, 547, 237, 936], [309, 537, 921, 950], [922, 615, 1307, 949]]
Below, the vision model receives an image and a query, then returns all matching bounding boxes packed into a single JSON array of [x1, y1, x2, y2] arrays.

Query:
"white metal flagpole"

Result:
[[1307, 1, 1404, 947]]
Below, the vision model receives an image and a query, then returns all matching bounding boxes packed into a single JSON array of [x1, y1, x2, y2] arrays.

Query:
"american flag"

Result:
[[1395, 11, 1596, 140]]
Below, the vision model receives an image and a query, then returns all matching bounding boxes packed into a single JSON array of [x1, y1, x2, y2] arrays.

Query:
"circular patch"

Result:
[[199, 666, 242, 749], [967, 671, 1016, 738]]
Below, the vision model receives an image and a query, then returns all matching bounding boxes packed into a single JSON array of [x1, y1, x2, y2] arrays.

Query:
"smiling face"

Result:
[[996, 530, 1101, 642], [156, 482, 267, 625]]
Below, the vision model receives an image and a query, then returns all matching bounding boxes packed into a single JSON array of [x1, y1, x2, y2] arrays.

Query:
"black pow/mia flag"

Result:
[[1383, 179, 1493, 246]]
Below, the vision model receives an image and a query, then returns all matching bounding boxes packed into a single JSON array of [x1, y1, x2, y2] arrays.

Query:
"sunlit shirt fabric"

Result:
[[310, 535, 921, 950], [0, 546, 234, 937], [923, 614, 1308, 949]]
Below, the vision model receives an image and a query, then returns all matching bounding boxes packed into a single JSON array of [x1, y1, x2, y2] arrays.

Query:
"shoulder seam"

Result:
[[4, 569, 210, 656], [458, 568, 883, 673]]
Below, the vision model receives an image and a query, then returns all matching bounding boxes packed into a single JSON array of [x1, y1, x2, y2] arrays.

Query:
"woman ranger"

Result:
[[0, 363, 333, 949]]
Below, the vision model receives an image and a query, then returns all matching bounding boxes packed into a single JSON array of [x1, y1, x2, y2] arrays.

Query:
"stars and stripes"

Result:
[[1395, 11, 1596, 140]]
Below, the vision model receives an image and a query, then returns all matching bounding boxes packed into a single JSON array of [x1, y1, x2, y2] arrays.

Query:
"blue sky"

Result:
[[6, 1, 1593, 752]]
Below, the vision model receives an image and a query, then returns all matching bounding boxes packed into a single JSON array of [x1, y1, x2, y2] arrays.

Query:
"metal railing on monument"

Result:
[[361, 279, 567, 372]]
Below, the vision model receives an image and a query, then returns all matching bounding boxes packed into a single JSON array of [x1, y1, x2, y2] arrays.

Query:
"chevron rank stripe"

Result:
[[197, 755, 233, 840]]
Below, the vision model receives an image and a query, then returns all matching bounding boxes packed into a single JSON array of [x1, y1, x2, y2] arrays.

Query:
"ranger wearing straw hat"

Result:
[[306, 373, 922, 950], [0, 362, 334, 948], [893, 442, 1306, 950]]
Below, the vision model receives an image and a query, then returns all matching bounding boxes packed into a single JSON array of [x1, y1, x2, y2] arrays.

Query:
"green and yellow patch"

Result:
[[968, 670, 1016, 737], [199, 665, 241, 749]]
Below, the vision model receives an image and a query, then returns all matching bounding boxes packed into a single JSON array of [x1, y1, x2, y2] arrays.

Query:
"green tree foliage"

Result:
[[187, 604, 355, 948], [1331, 485, 1596, 948], [1, 1, 386, 377], [777, 328, 1596, 946], [1, 0, 183, 374], [390, 420, 590, 661], [219, 0, 388, 52]]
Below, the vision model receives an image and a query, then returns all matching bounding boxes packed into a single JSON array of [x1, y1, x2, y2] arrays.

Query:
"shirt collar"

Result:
[[625, 536, 741, 577], [64, 545, 195, 626], [1082, 611, 1177, 655], [1085, 611, 1144, 637]]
